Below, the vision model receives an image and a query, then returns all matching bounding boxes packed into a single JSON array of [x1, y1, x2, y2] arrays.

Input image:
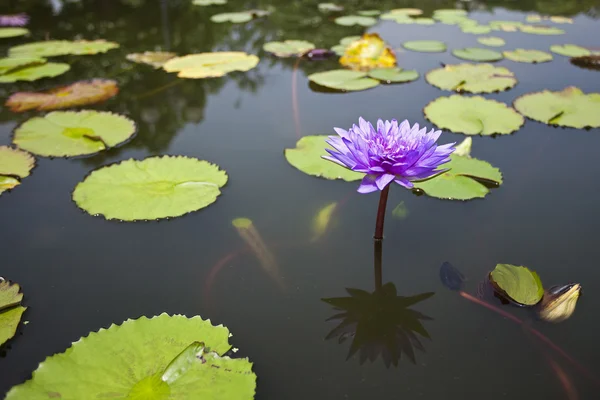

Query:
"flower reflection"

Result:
[[322, 283, 434, 367]]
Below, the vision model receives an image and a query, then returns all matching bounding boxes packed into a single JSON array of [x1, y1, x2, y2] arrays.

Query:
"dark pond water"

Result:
[[1, 0, 600, 398]]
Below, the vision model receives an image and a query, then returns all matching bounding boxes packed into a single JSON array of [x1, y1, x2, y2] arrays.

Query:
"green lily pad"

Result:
[[367, 67, 419, 83], [9, 40, 119, 57], [210, 12, 253, 23], [0, 28, 29, 38], [550, 44, 591, 57], [334, 15, 377, 27], [490, 264, 544, 306], [424, 95, 524, 135], [284, 135, 363, 181], [14, 111, 136, 158], [426, 63, 517, 93], [513, 86, 600, 129], [402, 40, 446, 53], [308, 70, 379, 91], [413, 152, 502, 200], [433, 9, 468, 17], [489, 20, 523, 30], [0, 62, 70, 83], [163, 52, 259, 78], [389, 8, 423, 16], [520, 25, 564, 35], [461, 25, 492, 34], [318, 3, 344, 12], [414, 18, 435, 25], [0, 56, 46, 75], [5, 314, 256, 399], [503, 49, 553, 63], [358, 10, 380, 17], [477, 37, 505, 47], [452, 47, 503, 62], [192, 0, 226, 5], [0, 280, 26, 346], [0, 146, 35, 195], [73, 156, 228, 221], [263, 40, 315, 57]]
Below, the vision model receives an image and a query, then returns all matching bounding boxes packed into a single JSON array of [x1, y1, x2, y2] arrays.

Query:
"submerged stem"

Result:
[[374, 185, 390, 240], [373, 239, 383, 290]]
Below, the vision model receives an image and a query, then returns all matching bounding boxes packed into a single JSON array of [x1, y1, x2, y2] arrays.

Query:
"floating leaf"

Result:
[[490, 264, 544, 306], [339, 33, 396, 70], [307, 70, 379, 91], [489, 20, 523, 30], [13, 111, 136, 157], [284, 135, 363, 181], [549, 16, 573, 24], [0, 62, 69, 83], [424, 95, 524, 136], [452, 47, 503, 62], [503, 49, 553, 63], [520, 25, 564, 35], [0, 28, 28, 38], [413, 18, 435, 25], [477, 36, 505, 47], [358, 10, 380, 17], [526, 14, 542, 23], [73, 156, 227, 221], [0, 56, 46, 75], [0, 280, 23, 311], [426, 63, 516, 93], [367, 67, 418, 83], [263, 40, 315, 57], [0, 280, 26, 346], [318, 3, 344, 12], [550, 44, 591, 57], [392, 201, 409, 219], [126, 51, 177, 68], [513, 87, 600, 129], [0, 146, 35, 195], [389, 8, 423, 16], [9, 40, 119, 57], [461, 25, 492, 34], [5, 314, 256, 399], [163, 52, 259, 79], [192, 0, 227, 5], [311, 202, 338, 242], [433, 9, 468, 17], [211, 12, 252, 23], [334, 15, 377, 27], [6, 79, 118, 112], [402, 40, 446, 53]]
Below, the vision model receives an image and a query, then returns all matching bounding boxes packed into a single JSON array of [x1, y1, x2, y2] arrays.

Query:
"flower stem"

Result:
[[374, 185, 390, 240], [373, 239, 383, 290]]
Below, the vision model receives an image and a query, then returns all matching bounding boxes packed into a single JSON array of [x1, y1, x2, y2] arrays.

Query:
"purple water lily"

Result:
[[0, 13, 29, 26], [324, 117, 454, 193]]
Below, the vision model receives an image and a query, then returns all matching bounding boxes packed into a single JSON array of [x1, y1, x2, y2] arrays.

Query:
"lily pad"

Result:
[[367, 67, 419, 83], [413, 18, 435, 25], [192, 0, 227, 5], [126, 51, 177, 68], [424, 95, 524, 135], [339, 33, 396, 70], [163, 52, 259, 78], [433, 9, 468, 17], [489, 20, 523, 30], [503, 49, 553, 63], [402, 40, 446, 53], [6, 79, 119, 112], [550, 44, 591, 57], [318, 3, 344, 12], [513, 87, 600, 129], [0, 146, 35, 195], [263, 40, 315, 57], [73, 156, 228, 221], [0, 280, 26, 346], [549, 16, 573, 24], [307, 70, 379, 91], [0, 28, 29, 38], [0, 56, 46, 75], [0, 62, 70, 83], [389, 8, 423, 16], [13, 111, 136, 157], [452, 47, 503, 62], [477, 37, 505, 47], [334, 15, 377, 27], [358, 10, 380, 17], [461, 25, 492, 34], [210, 12, 253, 23], [284, 135, 363, 181], [426, 63, 517, 93], [489, 264, 544, 306], [5, 314, 256, 399], [9, 40, 119, 57], [520, 25, 564, 35]]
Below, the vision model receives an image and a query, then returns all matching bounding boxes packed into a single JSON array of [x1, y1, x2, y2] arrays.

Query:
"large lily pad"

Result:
[[550, 44, 591, 57], [263, 40, 315, 57], [9, 40, 119, 57], [0, 28, 29, 38], [13, 111, 136, 157], [477, 36, 505, 47], [426, 63, 516, 93], [424, 95, 524, 135], [73, 156, 228, 221], [367, 67, 419, 83], [308, 70, 379, 91], [520, 25, 564, 35], [126, 51, 177, 68], [0, 56, 46, 75], [503, 49, 553, 63], [334, 15, 377, 26], [0, 280, 27, 346], [163, 52, 259, 78], [0, 62, 70, 83], [402, 40, 446, 53], [513, 87, 600, 129], [5, 314, 256, 399], [339, 33, 396, 70], [6, 79, 119, 112], [452, 47, 503, 62], [489, 264, 544, 306], [284, 135, 363, 181], [0, 146, 35, 195]]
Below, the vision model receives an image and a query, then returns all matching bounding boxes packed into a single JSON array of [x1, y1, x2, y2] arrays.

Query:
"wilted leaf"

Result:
[[339, 33, 396, 71], [0, 280, 26, 346], [334, 15, 377, 27], [490, 264, 544, 306], [503, 49, 553, 63], [163, 52, 259, 78], [452, 47, 503, 62], [308, 70, 379, 91], [402, 40, 446, 53], [126, 51, 177, 68], [426, 63, 516, 93], [263, 40, 315, 57], [550, 44, 591, 57], [9, 39, 119, 57], [0, 62, 69, 83], [477, 36, 505, 47], [367, 67, 418, 83], [0, 146, 35, 195], [570, 55, 600, 71], [0, 27, 28, 38]]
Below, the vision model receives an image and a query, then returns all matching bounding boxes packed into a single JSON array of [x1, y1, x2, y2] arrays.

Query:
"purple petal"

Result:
[[357, 175, 379, 193], [394, 177, 414, 189], [376, 173, 395, 190]]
